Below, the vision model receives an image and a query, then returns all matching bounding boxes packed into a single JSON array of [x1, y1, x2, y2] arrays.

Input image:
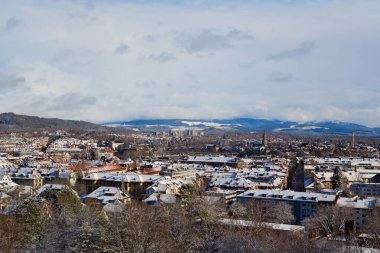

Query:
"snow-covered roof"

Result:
[[239, 189, 338, 203], [186, 155, 237, 163], [85, 186, 130, 205], [37, 184, 68, 195], [82, 173, 162, 183], [337, 197, 376, 209]]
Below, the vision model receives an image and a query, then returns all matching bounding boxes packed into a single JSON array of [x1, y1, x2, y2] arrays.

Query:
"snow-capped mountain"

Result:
[[102, 118, 380, 136]]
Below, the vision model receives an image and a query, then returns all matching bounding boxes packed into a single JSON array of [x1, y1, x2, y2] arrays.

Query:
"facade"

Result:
[[237, 189, 338, 223], [9, 171, 43, 189], [183, 156, 244, 168], [205, 188, 237, 204], [350, 183, 380, 198], [160, 166, 196, 180], [79, 173, 162, 199], [262, 130, 268, 147], [337, 197, 376, 229], [288, 160, 305, 192], [305, 157, 380, 171]]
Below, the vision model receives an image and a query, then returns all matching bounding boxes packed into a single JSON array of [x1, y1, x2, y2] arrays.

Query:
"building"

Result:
[[305, 157, 380, 171], [350, 183, 380, 198], [209, 176, 258, 192], [145, 177, 191, 196], [314, 171, 363, 189], [183, 155, 244, 168], [9, 170, 43, 189], [160, 164, 196, 180], [205, 188, 237, 204], [79, 173, 162, 199], [0, 180, 18, 192], [337, 197, 376, 229], [237, 189, 338, 223], [143, 193, 177, 207], [82, 186, 131, 205], [86, 165, 127, 175], [287, 159, 305, 192], [220, 219, 305, 237], [262, 130, 268, 147], [37, 183, 70, 196]]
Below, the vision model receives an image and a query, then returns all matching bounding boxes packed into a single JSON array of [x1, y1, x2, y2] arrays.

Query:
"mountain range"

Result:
[[103, 118, 380, 136], [0, 112, 106, 132], [1, 112, 379, 136]]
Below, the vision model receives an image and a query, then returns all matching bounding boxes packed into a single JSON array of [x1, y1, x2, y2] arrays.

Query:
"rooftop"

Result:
[[238, 189, 338, 202]]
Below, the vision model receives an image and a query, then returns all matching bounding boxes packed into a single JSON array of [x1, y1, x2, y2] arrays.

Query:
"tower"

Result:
[[352, 132, 355, 148], [287, 159, 305, 192], [262, 130, 268, 147]]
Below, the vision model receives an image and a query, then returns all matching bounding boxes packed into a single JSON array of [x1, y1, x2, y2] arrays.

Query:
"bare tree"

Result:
[[264, 201, 295, 224], [304, 205, 354, 239], [107, 203, 176, 253], [0, 215, 28, 253], [361, 207, 380, 249]]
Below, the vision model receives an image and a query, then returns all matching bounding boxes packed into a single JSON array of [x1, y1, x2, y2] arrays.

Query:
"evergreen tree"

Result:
[[15, 199, 43, 244], [39, 188, 59, 203], [180, 183, 197, 215], [332, 166, 343, 190], [72, 215, 110, 253], [56, 187, 82, 215]]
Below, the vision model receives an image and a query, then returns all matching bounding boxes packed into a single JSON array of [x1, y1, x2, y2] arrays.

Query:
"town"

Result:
[[2, 0, 380, 252], [1, 127, 380, 252]]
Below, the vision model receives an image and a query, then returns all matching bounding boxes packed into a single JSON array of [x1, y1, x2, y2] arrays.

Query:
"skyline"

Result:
[[1, 0, 380, 126]]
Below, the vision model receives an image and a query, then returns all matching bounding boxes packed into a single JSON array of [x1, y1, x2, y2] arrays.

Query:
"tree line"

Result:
[[1, 185, 380, 253]]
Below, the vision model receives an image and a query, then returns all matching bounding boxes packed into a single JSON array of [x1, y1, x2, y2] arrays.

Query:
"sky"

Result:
[[0, 0, 380, 126]]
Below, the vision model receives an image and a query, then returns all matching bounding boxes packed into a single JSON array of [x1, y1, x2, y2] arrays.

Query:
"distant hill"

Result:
[[3, 112, 378, 136], [103, 118, 380, 136], [0, 112, 106, 133]]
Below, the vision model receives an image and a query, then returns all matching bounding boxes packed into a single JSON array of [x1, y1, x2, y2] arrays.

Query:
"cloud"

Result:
[[50, 49, 97, 68], [0, 73, 26, 93], [175, 29, 231, 53], [3, 17, 22, 34], [135, 81, 157, 88], [50, 93, 97, 111], [114, 44, 130, 54], [267, 41, 316, 61], [266, 72, 293, 82], [239, 61, 256, 68], [148, 52, 176, 62], [184, 0, 207, 6], [174, 29, 253, 53], [143, 94, 156, 99], [228, 29, 253, 40], [0, 0, 379, 126]]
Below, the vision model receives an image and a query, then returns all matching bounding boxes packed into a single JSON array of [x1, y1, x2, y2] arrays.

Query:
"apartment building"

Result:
[[237, 189, 338, 223]]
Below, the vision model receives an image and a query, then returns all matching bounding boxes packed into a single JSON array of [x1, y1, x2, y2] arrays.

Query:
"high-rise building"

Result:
[[262, 130, 268, 147], [287, 159, 305, 192]]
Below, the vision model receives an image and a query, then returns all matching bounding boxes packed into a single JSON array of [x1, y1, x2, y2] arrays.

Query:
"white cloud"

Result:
[[0, 0, 379, 126], [148, 52, 176, 62]]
